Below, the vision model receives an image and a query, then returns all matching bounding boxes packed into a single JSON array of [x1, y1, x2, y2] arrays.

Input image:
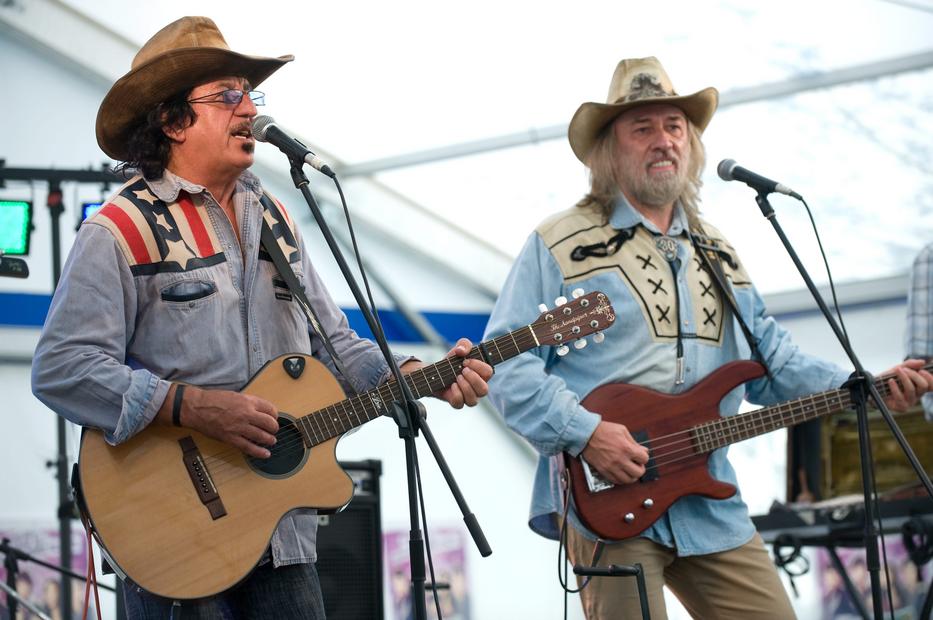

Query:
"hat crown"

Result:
[[132, 16, 230, 70], [606, 56, 678, 106]]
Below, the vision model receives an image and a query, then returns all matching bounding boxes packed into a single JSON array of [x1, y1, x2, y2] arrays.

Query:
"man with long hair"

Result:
[[483, 57, 931, 619]]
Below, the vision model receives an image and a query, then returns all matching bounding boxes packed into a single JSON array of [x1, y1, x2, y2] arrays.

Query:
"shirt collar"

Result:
[[145, 168, 263, 204], [608, 193, 689, 237]]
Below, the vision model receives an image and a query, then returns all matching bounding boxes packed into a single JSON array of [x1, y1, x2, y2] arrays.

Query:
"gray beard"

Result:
[[630, 173, 685, 207]]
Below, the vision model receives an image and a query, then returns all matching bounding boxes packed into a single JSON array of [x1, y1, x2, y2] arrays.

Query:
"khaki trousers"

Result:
[[566, 528, 796, 619]]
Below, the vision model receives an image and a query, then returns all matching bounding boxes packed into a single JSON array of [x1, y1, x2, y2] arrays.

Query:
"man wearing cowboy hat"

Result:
[[31, 16, 492, 618], [483, 57, 931, 618]]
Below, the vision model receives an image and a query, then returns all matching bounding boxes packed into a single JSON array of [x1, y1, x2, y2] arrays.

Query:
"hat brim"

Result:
[[567, 87, 719, 164], [96, 47, 294, 161]]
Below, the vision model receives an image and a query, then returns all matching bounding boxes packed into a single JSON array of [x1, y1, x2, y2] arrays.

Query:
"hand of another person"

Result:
[[880, 358, 933, 412], [178, 387, 280, 458], [402, 338, 494, 409], [582, 420, 650, 485]]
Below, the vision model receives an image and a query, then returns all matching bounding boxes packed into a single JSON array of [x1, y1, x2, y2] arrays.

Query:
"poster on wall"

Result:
[[818, 534, 931, 619], [0, 521, 89, 620], [385, 527, 470, 620]]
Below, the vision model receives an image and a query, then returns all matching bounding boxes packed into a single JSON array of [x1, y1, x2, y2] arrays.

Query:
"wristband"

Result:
[[172, 384, 186, 427]]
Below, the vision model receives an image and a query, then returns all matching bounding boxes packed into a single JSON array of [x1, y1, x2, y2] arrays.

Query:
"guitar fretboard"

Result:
[[296, 326, 540, 447], [691, 363, 932, 454]]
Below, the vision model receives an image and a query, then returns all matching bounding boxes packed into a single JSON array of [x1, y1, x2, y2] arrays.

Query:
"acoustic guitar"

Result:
[[78, 291, 615, 599], [565, 359, 923, 541]]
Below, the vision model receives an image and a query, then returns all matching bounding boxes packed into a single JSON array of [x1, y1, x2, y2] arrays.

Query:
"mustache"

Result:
[[231, 121, 253, 136]]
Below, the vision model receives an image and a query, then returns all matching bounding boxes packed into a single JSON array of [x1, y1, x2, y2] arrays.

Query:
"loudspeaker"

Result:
[[316, 460, 384, 620]]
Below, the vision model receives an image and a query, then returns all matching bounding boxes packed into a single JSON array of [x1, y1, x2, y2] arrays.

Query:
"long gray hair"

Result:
[[576, 118, 706, 231]]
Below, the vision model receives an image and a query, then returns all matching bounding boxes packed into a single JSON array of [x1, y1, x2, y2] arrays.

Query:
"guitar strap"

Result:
[[258, 194, 357, 393], [687, 226, 773, 381]]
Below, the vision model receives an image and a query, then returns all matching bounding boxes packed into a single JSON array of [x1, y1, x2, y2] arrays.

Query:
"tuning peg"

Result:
[[538, 303, 549, 313], [554, 296, 568, 306], [593, 332, 605, 344], [574, 339, 587, 350], [571, 288, 585, 299], [556, 345, 570, 357]]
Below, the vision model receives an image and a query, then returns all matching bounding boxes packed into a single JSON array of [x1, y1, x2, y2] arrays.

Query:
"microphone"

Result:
[[717, 159, 801, 200], [251, 115, 336, 178]]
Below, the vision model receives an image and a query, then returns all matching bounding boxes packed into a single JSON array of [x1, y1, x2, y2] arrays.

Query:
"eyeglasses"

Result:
[[187, 89, 265, 106]]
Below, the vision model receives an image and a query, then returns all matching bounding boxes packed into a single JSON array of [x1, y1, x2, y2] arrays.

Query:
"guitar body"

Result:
[[78, 354, 354, 600], [74, 290, 618, 600], [565, 360, 767, 541]]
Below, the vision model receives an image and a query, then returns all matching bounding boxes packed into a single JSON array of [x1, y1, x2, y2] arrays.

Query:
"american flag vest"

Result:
[[89, 176, 299, 274]]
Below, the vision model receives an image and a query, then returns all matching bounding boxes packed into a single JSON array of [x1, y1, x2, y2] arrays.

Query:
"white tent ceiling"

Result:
[[4, 0, 933, 300]]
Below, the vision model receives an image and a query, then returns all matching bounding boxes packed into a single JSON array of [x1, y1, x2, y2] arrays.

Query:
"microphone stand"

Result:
[[751, 190, 933, 620], [282, 157, 491, 620]]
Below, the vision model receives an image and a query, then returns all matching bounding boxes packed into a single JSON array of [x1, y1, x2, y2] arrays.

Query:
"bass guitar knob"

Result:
[[642, 498, 654, 509], [624, 513, 635, 523]]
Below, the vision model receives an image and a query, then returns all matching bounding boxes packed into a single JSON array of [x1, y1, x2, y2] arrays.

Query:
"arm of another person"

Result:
[[484, 233, 647, 484], [741, 285, 931, 411]]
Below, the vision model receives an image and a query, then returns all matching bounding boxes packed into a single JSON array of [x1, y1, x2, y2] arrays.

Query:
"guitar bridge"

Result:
[[179, 436, 227, 520]]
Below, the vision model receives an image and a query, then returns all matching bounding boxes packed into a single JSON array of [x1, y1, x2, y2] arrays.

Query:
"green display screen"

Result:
[[0, 201, 32, 255]]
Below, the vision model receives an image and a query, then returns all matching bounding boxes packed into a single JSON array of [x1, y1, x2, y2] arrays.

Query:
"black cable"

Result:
[[329, 175, 444, 617], [799, 195, 902, 615], [799, 198, 851, 346]]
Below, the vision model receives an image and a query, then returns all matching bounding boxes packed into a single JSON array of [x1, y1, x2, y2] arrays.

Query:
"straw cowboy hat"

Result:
[[96, 16, 293, 161], [567, 56, 719, 164]]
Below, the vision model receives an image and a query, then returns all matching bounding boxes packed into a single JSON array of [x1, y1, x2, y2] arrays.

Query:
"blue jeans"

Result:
[[122, 561, 326, 619]]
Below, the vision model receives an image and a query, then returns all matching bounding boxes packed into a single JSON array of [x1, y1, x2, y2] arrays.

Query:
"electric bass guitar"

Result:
[[565, 359, 922, 541], [78, 291, 615, 599]]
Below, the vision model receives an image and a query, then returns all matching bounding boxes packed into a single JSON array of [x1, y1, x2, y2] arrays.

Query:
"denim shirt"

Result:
[[906, 242, 933, 419], [483, 196, 850, 556], [32, 169, 407, 567]]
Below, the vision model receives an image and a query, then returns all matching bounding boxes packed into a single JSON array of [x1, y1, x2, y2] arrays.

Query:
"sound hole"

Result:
[[247, 415, 309, 478]]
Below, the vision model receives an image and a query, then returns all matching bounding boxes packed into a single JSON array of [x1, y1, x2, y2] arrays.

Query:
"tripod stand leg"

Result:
[[827, 546, 870, 620]]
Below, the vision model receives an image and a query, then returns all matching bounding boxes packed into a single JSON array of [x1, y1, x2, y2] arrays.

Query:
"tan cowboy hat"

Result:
[[96, 16, 294, 161], [567, 56, 719, 164]]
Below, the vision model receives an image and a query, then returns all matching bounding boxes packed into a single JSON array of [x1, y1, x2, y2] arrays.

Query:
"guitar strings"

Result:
[[624, 374, 902, 477], [190, 295, 611, 479], [193, 324, 555, 483]]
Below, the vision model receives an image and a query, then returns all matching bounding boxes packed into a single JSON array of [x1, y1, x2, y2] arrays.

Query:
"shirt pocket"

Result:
[[158, 277, 219, 312]]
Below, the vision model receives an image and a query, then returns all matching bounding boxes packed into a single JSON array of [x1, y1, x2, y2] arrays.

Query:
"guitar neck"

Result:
[[692, 363, 932, 454], [296, 326, 541, 447]]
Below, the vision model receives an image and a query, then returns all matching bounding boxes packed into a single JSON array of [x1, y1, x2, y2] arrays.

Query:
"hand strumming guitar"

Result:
[[157, 385, 280, 459], [582, 420, 650, 485]]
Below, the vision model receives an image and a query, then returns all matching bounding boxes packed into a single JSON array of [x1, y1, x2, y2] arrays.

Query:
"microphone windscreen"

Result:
[[717, 159, 738, 182], [251, 115, 277, 141]]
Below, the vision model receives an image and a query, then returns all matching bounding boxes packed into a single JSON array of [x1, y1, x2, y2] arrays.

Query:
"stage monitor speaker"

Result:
[[315, 459, 383, 620]]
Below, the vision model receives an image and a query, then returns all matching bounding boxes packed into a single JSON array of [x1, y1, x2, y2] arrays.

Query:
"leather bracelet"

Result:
[[172, 384, 186, 427]]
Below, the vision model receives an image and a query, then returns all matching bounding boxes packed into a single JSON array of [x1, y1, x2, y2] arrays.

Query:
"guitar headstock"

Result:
[[531, 290, 615, 356]]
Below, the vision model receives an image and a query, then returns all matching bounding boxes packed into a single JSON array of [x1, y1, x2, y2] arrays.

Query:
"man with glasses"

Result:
[[32, 16, 492, 618]]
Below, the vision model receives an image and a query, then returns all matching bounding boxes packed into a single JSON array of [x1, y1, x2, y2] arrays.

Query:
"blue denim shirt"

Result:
[[32, 170, 408, 567], [483, 196, 851, 556], [906, 242, 933, 419]]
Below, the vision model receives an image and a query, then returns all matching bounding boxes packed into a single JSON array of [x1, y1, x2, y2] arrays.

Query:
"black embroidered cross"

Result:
[[655, 304, 671, 324], [702, 307, 717, 326], [693, 256, 704, 272], [637, 254, 657, 270], [700, 281, 716, 299], [648, 277, 667, 295]]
